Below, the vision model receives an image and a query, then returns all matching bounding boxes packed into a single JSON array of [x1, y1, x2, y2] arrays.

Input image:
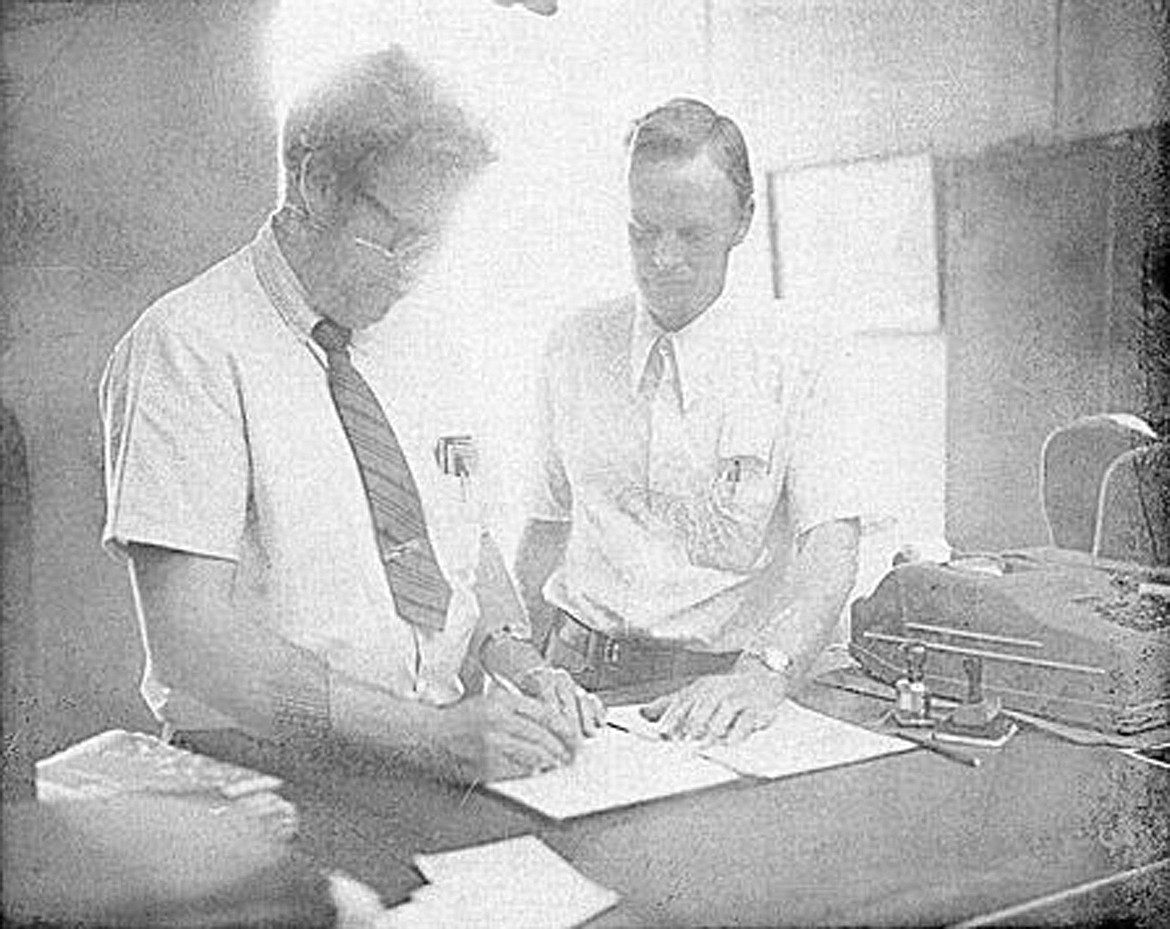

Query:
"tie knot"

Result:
[[652, 333, 675, 359], [639, 333, 682, 405], [312, 318, 352, 355]]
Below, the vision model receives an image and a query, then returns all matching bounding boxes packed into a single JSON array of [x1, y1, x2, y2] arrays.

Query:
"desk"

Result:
[[212, 684, 1170, 926]]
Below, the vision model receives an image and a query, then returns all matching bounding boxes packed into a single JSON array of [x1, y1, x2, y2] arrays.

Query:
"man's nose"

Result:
[[652, 232, 686, 270]]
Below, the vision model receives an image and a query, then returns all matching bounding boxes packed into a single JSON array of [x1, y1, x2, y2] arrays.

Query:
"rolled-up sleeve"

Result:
[[787, 338, 865, 536], [522, 335, 572, 523], [100, 311, 248, 562]]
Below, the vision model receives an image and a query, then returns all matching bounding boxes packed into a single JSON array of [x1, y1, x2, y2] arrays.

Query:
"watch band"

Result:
[[480, 624, 533, 653], [742, 645, 794, 675]]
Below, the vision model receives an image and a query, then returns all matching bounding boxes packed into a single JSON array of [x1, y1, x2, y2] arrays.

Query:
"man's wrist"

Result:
[[738, 644, 794, 676], [515, 664, 565, 696], [479, 626, 550, 691], [479, 624, 533, 661]]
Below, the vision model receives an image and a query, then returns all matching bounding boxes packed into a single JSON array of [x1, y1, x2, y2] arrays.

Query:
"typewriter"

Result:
[[850, 549, 1170, 734]]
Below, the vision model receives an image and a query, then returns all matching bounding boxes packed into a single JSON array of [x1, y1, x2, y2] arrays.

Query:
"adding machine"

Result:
[[850, 549, 1170, 734]]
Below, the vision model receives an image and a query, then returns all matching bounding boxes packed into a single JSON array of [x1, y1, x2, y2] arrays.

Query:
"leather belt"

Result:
[[551, 610, 739, 688]]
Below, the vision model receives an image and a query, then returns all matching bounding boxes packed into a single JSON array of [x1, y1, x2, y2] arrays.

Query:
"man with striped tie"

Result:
[[516, 99, 863, 745], [100, 47, 600, 785]]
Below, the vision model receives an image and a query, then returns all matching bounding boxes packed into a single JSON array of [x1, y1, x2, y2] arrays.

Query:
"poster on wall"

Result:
[[768, 151, 939, 333]]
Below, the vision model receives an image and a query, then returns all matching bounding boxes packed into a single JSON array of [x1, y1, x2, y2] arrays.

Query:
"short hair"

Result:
[[625, 98, 754, 210], [280, 47, 496, 202]]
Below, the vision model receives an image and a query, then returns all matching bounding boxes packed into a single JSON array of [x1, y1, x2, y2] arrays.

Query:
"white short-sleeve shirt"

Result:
[[101, 222, 490, 730], [527, 293, 862, 651]]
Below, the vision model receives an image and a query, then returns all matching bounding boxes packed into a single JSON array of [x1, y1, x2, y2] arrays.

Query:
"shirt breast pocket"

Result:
[[686, 430, 779, 574], [411, 439, 483, 588]]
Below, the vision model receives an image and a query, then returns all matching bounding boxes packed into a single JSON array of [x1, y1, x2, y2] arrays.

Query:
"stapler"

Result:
[[935, 656, 1017, 746]]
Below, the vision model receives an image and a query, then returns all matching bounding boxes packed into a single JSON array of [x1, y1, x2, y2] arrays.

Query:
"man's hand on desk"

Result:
[[517, 666, 606, 738], [641, 669, 790, 745], [431, 691, 583, 782]]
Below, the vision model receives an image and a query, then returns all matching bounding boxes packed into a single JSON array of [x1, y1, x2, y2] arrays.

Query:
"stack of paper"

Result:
[[605, 700, 915, 780], [379, 836, 618, 929], [33, 730, 297, 843], [35, 729, 282, 801], [488, 725, 739, 820]]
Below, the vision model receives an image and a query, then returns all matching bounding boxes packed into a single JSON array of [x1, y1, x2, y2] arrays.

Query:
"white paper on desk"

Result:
[[379, 836, 618, 929], [487, 726, 738, 820], [606, 700, 915, 780]]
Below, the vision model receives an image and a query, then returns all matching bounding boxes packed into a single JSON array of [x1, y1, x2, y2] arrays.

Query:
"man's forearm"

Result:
[[128, 544, 331, 739], [470, 530, 559, 690], [326, 667, 452, 770], [746, 518, 860, 683], [128, 544, 444, 766], [469, 532, 531, 656], [514, 519, 570, 651]]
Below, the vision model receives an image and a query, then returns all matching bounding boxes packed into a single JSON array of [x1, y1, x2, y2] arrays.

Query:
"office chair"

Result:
[[1093, 442, 1170, 567], [1040, 413, 1159, 553]]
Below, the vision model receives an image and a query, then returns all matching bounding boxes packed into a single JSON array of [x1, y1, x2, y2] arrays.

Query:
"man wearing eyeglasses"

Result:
[[100, 48, 600, 786], [515, 99, 863, 745]]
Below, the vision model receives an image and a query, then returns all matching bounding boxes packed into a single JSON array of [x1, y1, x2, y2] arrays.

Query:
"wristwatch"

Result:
[[741, 645, 794, 675]]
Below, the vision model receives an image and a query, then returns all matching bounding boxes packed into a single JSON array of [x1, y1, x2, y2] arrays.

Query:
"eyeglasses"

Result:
[[352, 190, 441, 267]]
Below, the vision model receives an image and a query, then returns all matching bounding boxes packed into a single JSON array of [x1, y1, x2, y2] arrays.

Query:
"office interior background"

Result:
[[1, 0, 1166, 763]]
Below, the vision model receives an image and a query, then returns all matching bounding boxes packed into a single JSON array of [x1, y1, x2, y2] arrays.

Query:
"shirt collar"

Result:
[[250, 216, 322, 347], [630, 291, 736, 407], [250, 215, 385, 358], [629, 297, 664, 392]]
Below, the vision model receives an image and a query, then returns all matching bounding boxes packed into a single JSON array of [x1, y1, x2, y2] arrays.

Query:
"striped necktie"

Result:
[[312, 318, 451, 630]]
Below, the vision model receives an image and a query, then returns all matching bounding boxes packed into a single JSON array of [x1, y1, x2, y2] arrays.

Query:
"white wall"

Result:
[[1, 0, 1163, 743]]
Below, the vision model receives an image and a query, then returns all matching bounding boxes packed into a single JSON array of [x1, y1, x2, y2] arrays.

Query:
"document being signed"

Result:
[[489, 700, 912, 820], [488, 725, 739, 820]]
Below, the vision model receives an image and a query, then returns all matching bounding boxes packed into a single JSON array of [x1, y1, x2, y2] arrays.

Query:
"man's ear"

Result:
[[731, 198, 755, 247], [296, 151, 345, 225]]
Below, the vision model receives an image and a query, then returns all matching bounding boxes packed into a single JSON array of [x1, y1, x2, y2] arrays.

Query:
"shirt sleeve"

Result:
[[100, 312, 249, 562], [522, 333, 572, 523], [787, 337, 865, 536]]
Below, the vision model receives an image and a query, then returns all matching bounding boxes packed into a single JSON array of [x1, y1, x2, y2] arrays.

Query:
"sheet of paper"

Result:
[[606, 700, 915, 780], [380, 836, 618, 929], [487, 726, 738, 820]]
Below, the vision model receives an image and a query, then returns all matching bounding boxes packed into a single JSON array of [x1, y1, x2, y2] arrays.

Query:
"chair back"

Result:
[[1093, 442, 1170, 566], [1040, 413, 1158, 552]]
